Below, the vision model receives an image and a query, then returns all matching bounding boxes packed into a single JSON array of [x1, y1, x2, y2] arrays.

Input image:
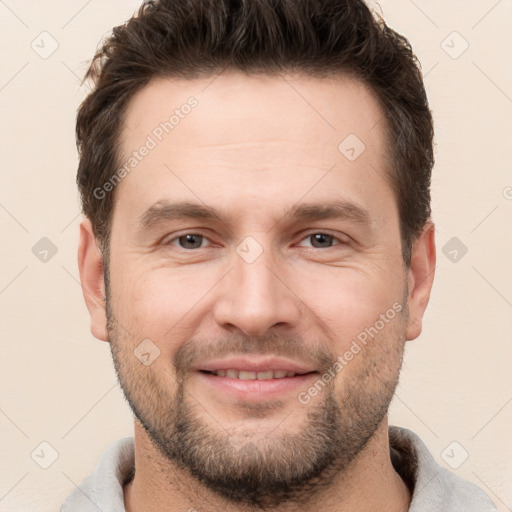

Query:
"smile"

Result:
[[201, 369, 309, 380]]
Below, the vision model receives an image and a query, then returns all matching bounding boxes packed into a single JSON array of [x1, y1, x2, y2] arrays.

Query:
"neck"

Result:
[[124, 418, 411, 512]]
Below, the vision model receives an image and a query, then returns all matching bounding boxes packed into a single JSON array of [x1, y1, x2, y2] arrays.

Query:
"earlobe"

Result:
[[405, 221, 436, 341], [77, 218, 109, 342]]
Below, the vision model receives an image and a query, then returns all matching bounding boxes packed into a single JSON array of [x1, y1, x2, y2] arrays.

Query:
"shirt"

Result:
[[60, 426, 496, 511]]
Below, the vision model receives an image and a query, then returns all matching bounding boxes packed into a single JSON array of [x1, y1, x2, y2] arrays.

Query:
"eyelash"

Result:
[[163, 231, 349, 250]]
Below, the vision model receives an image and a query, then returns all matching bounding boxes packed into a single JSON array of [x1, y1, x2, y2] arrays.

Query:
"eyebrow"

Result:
[[138, 201, 222, 230], [137, 199, 371, 231], [289, 201, 370, 225]]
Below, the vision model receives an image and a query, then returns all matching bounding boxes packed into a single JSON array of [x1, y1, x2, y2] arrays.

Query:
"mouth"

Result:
[[199, 369, 314, 380], [194, 357, 320, 401]]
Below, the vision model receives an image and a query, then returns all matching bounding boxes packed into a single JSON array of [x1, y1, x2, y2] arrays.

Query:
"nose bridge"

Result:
[[213, 241, 301, 335], [237, 251, 279, 305]]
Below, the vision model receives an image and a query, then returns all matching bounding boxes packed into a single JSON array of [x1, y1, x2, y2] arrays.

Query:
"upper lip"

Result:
[[196, 356, 317, 374]]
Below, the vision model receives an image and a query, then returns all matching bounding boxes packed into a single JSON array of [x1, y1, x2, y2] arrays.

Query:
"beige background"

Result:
[[0, 1, 511, 510]]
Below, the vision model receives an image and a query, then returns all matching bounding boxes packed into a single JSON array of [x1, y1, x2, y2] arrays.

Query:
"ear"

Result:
[[77, 218, 109, 342], [405, 221, 436, 341]]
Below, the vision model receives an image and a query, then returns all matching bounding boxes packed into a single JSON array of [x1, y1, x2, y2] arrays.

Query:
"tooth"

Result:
[[215, 369, 297, 380], [239, 370, 257, 380], [256, 371, 273, 380]]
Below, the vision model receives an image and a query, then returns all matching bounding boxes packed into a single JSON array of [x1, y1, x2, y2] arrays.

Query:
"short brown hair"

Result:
[[76, 0, 433, 265]]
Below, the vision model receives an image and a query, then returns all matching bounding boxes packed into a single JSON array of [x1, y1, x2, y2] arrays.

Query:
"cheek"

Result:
[[110, 264, 219, 348], [328, 303, 407, 400], [286, 261, 405, 347]]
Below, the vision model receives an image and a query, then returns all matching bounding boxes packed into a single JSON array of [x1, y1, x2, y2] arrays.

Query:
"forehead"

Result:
[[114, 72, 392, 223], [121, 71, 386, 152]]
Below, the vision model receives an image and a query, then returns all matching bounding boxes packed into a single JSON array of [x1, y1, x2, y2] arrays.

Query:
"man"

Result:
[[62, 0, 496, 510]]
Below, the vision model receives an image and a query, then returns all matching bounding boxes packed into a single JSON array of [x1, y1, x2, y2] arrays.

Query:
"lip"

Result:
[[196, 371, 318, 401], [196, 356, 316, 374], [194, 356, 319, 402]]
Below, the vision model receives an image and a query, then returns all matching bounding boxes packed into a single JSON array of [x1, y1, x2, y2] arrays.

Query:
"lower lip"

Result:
[[195, 371, 318, 401]]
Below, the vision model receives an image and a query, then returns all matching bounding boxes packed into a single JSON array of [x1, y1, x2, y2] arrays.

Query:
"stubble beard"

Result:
[[106, 295, 406, 507]]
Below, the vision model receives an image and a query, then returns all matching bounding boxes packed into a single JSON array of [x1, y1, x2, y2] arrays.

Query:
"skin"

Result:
[[78, 72, 436, 512]]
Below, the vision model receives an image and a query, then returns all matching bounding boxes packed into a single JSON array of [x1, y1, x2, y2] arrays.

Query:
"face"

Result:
[[80, 72, 434, 506]]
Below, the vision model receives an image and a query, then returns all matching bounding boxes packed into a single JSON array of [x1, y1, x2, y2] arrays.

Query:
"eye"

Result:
[[297, 233, 342, 249], [170, 233, 208, 249]]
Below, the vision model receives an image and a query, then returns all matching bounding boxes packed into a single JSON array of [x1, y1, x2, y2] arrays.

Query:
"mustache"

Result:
[[174, 332, 337, 375]]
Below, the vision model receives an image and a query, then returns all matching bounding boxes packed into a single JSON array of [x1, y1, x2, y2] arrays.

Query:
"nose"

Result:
[[212, 247, 302, 336]]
